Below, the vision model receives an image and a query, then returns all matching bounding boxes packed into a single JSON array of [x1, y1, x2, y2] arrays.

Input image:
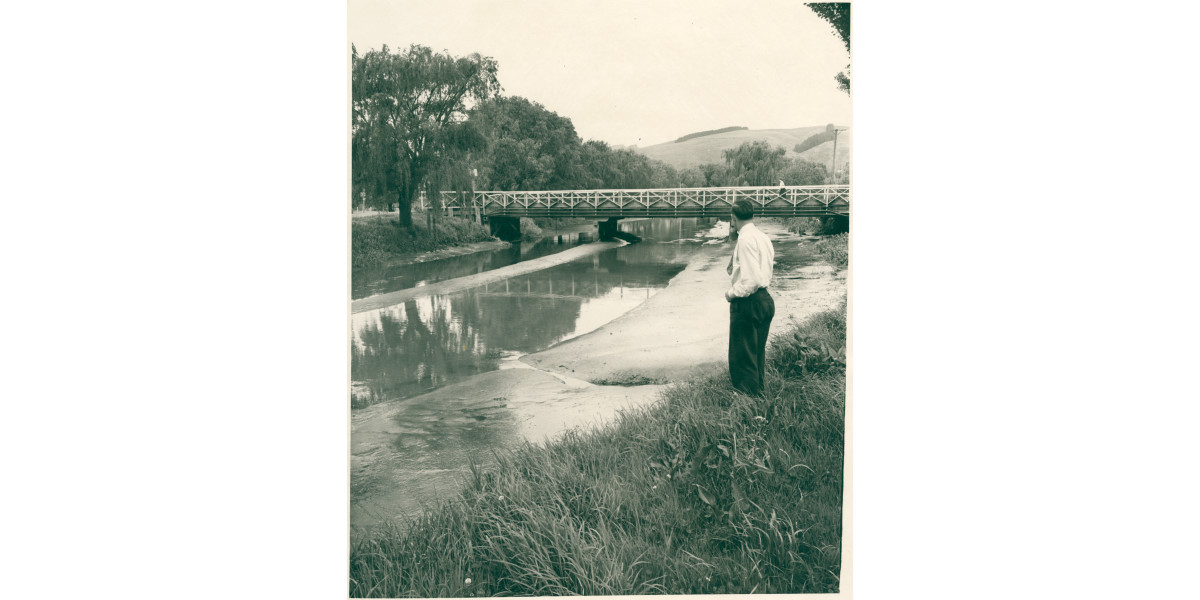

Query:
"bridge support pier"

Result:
[[598, 217, 621, 241], [488, 216, 522, 242]]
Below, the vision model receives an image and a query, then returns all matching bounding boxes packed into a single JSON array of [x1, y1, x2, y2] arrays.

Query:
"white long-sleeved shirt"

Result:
[[725, 221, 774, 300]]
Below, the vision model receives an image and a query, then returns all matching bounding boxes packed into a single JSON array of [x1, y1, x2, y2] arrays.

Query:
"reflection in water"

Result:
[[350, 218, 718, 540], [351, 219, 712, 409], [352, 229, 594, 300], [352, 217, 711, 300], [617, 217, 707, 245]]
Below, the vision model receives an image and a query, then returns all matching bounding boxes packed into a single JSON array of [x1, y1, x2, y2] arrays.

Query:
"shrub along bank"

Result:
[[785, 216, 850, 237], [352, 216, 496, 270], [350, 304, 848, 597], [518, 217, 542, 241], [813, 233, 849, 270]]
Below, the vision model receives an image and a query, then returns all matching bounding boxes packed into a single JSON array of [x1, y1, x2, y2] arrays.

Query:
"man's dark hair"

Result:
[[731, 200, 754, 220]]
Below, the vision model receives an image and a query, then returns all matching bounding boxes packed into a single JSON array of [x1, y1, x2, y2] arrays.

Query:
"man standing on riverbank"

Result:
[[725, 200, 776, 396]]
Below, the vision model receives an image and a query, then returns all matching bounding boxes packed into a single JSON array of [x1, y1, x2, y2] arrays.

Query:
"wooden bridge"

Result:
[[439, 184, 849, 241], [441, 184, 849, 219]]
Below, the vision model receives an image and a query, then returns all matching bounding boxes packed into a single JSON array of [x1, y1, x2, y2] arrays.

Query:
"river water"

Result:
[[350, 218, 720, 408], [350, 218, 721, 540], [351, 228, 596, 301]]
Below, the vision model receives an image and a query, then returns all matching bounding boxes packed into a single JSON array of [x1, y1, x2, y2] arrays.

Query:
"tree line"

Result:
[[352, 44, 836, 226], [674, 126, 748, 144]]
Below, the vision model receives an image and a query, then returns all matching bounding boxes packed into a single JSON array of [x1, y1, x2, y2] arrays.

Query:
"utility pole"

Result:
[[829, 128, 846, 184], [472, 168, 480, 225]]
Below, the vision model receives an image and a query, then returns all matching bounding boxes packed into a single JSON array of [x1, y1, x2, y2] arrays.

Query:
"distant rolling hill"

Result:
[[635, 126, 851, 171]]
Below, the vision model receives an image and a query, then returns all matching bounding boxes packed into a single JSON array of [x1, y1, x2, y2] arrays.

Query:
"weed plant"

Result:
[[816, 216, 849, 235], [350, 305, 848, 597], [352, 216, 496, 269], [784, 217, 849, 238], [785, 217, 821, 236], [519, 218, 543, 242], [813, 233, 849, 270], [588, 373, 670, 386]]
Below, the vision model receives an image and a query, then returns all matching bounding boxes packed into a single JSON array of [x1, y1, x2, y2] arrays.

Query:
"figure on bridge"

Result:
[[725, 200, 776, 397]]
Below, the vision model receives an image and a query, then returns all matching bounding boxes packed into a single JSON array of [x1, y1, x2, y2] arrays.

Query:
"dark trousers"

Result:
[[729, 288, 775, 396]]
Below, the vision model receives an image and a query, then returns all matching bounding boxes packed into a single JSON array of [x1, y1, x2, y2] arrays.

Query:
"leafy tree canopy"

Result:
[[724, 141, 789, 186], [469, 97, 582, 191], [806, 3, 849, 51], [351, 42, 838, 220], [779, 158, 829, 186], [805, 3, 851, 94], [351, 44, 501, 226], [576, 141, 659, 189]]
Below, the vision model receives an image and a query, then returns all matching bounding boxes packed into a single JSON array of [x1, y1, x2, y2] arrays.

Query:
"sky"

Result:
[[350, 0, 851, 147]]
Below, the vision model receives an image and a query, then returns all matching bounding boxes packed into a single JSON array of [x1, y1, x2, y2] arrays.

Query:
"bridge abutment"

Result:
[[488, 216, 522, 242], [598, 217, 621, 241]]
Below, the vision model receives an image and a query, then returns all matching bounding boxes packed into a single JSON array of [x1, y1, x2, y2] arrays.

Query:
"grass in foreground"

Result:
[[350, 305, 847, 597]]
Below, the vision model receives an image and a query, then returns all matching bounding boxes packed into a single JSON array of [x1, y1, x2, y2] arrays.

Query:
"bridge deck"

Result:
[[441, 185, 850, 218]]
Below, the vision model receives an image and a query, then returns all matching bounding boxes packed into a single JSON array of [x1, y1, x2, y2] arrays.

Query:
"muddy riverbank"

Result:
[[350, 363, 665, 538], [349, 219, 847, 542], [522, 220, 847, 383]]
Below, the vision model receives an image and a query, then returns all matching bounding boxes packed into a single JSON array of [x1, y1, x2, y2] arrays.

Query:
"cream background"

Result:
[[5, 1, 1199, 599], [348, 1, 853, 595], [349, 0, 852, 148]]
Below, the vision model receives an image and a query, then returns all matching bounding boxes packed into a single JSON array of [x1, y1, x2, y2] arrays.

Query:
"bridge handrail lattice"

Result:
[[439, 184, 850, 217]]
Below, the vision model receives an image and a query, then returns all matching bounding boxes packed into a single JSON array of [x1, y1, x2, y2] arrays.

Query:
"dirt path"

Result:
[[522, 221, 847, 384]]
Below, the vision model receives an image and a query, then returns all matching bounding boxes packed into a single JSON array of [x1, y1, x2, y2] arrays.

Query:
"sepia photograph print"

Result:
[[349, 1, 851, 595], [12, 3, 1200, 599]]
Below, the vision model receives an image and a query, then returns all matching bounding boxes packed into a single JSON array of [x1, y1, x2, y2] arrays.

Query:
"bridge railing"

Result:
[[439, 185, 849, 218]]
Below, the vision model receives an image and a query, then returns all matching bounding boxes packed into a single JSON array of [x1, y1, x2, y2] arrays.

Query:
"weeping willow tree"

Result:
[[351, 44, 501, 227], [723, 141, 790, 186], [422, 124, 485, 229]]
